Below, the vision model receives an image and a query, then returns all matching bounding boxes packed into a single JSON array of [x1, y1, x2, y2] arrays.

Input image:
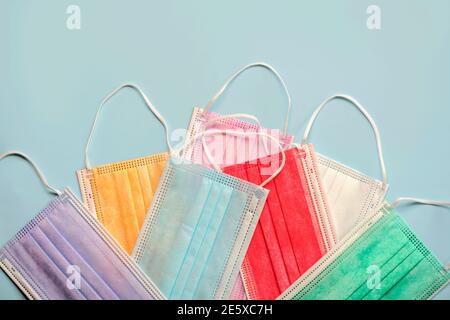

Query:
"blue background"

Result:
[[1, 0, 449, 299]]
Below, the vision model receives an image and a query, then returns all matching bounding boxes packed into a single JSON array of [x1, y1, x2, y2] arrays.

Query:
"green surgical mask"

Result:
[[279, 198, 450, 300]]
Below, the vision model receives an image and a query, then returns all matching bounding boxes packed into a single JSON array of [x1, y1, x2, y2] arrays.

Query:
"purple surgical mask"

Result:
[[0, 151, 165, 300]]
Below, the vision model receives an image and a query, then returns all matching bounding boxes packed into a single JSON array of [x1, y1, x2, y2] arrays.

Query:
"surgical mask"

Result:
[[77, 83, 171, 254], [132, 130, 284, 300], [279, 198, 450, 300], [302, 94, 388, 241], [222, 142, 337, 300], [183, 62, 294, 169], [0, 151, 164, 300]]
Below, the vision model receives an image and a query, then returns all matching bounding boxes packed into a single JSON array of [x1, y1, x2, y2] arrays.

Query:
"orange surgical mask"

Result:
[[77, 83, 171, 254]]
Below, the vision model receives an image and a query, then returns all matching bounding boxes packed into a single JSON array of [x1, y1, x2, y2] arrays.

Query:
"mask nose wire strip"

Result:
[[203, 62, 292, 135], [0, 150, 62, 196], [302, 94, 387, 190], [201, 129, 286, 188], [84, 83, 172, 170], [203, 113, 271, 155]]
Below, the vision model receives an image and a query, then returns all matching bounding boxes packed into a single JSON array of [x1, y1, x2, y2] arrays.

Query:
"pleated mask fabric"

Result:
[[279, 198, 450, 300], [183, 62, 295, 300], [132, 130, 285, 300], [77, 83, 171, 254], [0, 151, 164, 300], [302, 94, 388, 241], [183, 62, 294, 169], [223, 144, 337, 300]]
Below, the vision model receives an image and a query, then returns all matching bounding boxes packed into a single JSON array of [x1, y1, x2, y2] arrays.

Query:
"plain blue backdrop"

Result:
[[0, 0, 449, 299]]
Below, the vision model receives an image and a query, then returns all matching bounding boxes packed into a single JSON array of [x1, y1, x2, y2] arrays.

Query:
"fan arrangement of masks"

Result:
[[0, 63, 448, 300]]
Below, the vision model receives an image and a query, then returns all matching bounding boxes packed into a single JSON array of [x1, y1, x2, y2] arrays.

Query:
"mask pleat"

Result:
[[352, 216, 423, 300], [278, 150, 326, 278], [175, 184, 230, 299], [346, 240, 414, 299], [224, 134, 236, 166], [7, 233, 85, 300], [30, 224, 103, 300], [152, 160, 168, 192], [38, 218, 120, 299], [136, 166, 153, 227], [285, 210, 449, 300], [135, 160, 268, 299], [297, 213, 398, 299], [203, 131, 222, 167], [242, 134, 260, 164], [375, 216, 447, 300], [126, 168, 146, 232], [138, 170, 214, 297], [93, 171, 132, 253], [222, 148, 331, 300], [50, 200, 148, 299], [190, 186, 238, 299], [363, 250, 424, 300], [1, 190, 163, 300], [112, 170, 140, 253], [245, 164, 292, 295], [86, 155, 168, 254], [169, 182, 219, 299], [379, 254, 447, 300], [227, 166, 280, 299], [281, 154, 322, 274], [305, 214, 417, 300], [190, 109, 294, 169], [145, 163, 157, 200]]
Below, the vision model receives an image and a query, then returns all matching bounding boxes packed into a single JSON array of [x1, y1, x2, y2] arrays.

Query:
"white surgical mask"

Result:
[[302, 94, 388, 241]]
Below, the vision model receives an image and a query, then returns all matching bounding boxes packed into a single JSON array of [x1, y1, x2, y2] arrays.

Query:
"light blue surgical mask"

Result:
[[132, 130, 285, 299]]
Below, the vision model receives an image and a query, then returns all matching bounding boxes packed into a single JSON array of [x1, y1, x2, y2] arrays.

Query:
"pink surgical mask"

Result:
[[182, 62, 294, 170]]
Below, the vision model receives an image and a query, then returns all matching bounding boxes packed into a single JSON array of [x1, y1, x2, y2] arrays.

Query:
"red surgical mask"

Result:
[[223, 144, 337, 300]]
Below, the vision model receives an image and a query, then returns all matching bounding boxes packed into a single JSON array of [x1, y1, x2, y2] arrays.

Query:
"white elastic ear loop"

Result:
[[203, 113, 270, 155], [84, 83, 172, 170], [0, 151, 62, 196], [302, 94, 387, 190], [203, 62, 292, 135], [389, 197, 450, 209], [201, 129, 286, 188]]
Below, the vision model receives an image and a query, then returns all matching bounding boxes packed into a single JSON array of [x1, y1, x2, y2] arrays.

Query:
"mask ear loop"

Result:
[[203, 113, 271, 155], [0, 151, 62, 196], [203, 62, 292, 135], [84, 83, 172, 170], [302, 94, 388, 191], [200, 129, 286, 188], [389, 197, 450, 209], [389, 197, 450, 272]]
